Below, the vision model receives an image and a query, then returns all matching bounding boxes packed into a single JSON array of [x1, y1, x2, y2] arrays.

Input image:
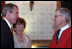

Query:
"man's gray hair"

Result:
[[56, 8, 71, 22], [2, 3, 18, 17]]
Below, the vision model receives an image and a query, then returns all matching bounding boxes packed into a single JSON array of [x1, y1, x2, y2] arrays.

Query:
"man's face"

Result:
[[54, 10, 64, 27], [9, 6, 19, 24]]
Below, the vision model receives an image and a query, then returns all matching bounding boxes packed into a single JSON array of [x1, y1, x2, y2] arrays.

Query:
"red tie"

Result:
[[11, 27, 13, 34]]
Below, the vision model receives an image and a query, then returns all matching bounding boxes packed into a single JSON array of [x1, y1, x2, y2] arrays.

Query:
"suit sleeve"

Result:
[[67, 34, 71, 48], [49, 32, 56, 48], [1, 24, 6, 48]]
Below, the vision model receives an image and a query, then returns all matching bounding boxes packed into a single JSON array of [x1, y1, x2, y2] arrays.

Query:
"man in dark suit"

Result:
[[1, 3, 19, 48]]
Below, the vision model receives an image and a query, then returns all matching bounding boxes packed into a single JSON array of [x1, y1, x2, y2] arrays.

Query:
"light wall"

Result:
[[6, 1, 57, 40]]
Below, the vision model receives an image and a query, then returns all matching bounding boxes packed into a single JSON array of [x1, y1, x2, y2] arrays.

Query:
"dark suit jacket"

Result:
[[1, 19, 14, 48]]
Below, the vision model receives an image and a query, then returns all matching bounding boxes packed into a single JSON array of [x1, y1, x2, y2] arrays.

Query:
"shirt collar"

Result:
[[3, 18, 11, 29], [60, 24, 70, 31]]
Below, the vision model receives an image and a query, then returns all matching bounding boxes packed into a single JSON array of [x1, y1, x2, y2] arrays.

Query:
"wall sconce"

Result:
[[29, 1, 34, 11]]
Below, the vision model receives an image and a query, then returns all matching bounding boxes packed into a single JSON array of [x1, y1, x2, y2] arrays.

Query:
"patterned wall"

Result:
[[6, 1, 57, 40]]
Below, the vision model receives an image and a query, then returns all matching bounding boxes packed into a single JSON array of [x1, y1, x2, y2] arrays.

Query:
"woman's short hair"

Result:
[[13, 17, 26, 29]]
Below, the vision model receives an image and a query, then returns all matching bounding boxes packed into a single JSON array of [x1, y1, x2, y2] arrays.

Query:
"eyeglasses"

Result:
[[55, 15, 62, 18]]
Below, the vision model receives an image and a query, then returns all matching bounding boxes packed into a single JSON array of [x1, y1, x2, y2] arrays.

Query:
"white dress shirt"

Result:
[[59, 24, 70, 39], [3, 18, 11, 29]]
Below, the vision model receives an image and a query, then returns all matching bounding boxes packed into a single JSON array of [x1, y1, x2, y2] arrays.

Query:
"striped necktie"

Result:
[[56, 29, 61, 43]]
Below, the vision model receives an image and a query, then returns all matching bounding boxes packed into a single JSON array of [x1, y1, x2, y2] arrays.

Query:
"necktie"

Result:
[[56, 29, 61, 43], [11, 27, 13, 34]]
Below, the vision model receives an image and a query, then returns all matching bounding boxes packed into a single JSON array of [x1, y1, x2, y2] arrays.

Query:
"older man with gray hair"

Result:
[[49, 8, 71, 48], [1, 3, 19, 48]]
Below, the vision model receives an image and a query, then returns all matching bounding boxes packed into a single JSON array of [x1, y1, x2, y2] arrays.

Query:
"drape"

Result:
[[1, 1, 5, 13]]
